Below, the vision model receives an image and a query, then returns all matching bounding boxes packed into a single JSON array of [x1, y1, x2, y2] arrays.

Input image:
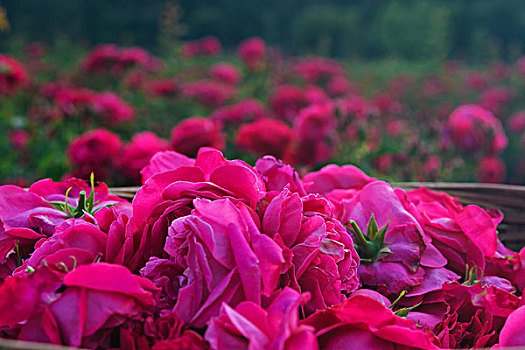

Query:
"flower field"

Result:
[[2, 37, 525, 186], [2, 37, 525, 349]]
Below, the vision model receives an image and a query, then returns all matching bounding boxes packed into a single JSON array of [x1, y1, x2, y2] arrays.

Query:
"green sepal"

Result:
[[395, 301, 422, 318]]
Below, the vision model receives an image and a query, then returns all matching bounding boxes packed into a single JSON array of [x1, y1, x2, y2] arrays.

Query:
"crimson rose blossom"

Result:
[[0, 178, 127, 280], [206, 288, 318, 350], [164, 198, 285, 327], [0, 54, 28, 95], [92, 92, 135, 124], [115, 148, 266, 272], [237, 37, 266, 70], [287, 103, 338, 166], [0, 263, 157, 348], [144, 78, 178, 98], [210, 62, 242, 85], [415, 281, 521, 349], [211, 98, 267, 125], [182, 80, 236, 107], [259, 188, 360, 313], [448, 104, 507, 155], [406, 187, 502, 277], [477, 156, 506, 183], [270, 85, 307, 121], [170, 117, 226, 157], [235, 118, 294, 158], [118, 132, 170, 184], [67, 128, 122, 179], [302, 293, 439, 349]]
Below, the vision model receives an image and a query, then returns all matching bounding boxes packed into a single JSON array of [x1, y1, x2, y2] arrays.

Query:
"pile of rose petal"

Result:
[[1, 147, 524, 349]]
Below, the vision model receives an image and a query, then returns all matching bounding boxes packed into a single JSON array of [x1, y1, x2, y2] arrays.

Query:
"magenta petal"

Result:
[[140, 150, 195, 182], [456, 205, 497, 257], [251, 233, 285, 296], [420, 242, 447, 268], [228, 223, 261, 305], [194, 147, 228, 179], [210, 164, 266, 208], [405, 267, 459, 297], [223, 303, 269, 347], [359, 262, 425, 295], [63, 263, 156, 306], [4, 227, 45, 239], [0, 185, 54, 229], [500, 305, 525, 347]]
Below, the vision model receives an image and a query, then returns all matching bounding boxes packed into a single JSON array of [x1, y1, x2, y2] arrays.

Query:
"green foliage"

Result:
[[4, 0, 525, 61], [369, 0, 452, 60], [290, 4, 361, 57]]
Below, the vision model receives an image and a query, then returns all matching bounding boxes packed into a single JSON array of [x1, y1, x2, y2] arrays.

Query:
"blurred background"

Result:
[[2, 0, 525, 61]]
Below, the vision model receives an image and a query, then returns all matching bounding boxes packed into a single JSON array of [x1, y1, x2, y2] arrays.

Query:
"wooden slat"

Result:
[[0, 339, 85, 350]]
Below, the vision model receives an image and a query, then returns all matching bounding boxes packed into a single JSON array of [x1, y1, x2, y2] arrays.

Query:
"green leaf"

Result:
[[367, 213, 379, 239]]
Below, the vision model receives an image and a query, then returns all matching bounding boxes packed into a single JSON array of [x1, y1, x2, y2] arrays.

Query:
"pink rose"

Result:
[[429, 282, 520, 349], [255, 156, 306, 195], [303, 164, 375, 195], [302, 293, 439, 349], [67, 129, 122, 180], [210, 62, 242, 85], [0, 263, 157, 348], [270, 85, 307, 121], [182, 80, 236, 107], [259, 188, 360, 313], [118, 148, 266, 272], [92, 92, 135, 124], [211, 98, 267, 125], [235, 118, 294, 158], [448, 104, 507, 155], [508, 110, 525, 133], [206, 288, 318, 350], [406, 187, 500, 276], [170, 117, 225, 157], [287, 103, 338, 166], [118, 132, 170, 184], [164, 198, 284, 327], [499, 305, 525, 347], [340, 182, 452, 297], [477, 156, 506, 183], [140, 150, 195, 183], [0, 178, 126, 279], [292, 57, 344, 84], [0, 55, 28, 95], [237, 37, 266, 70], [144, 78, 178, 98], [8, 129, 31, 151]]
